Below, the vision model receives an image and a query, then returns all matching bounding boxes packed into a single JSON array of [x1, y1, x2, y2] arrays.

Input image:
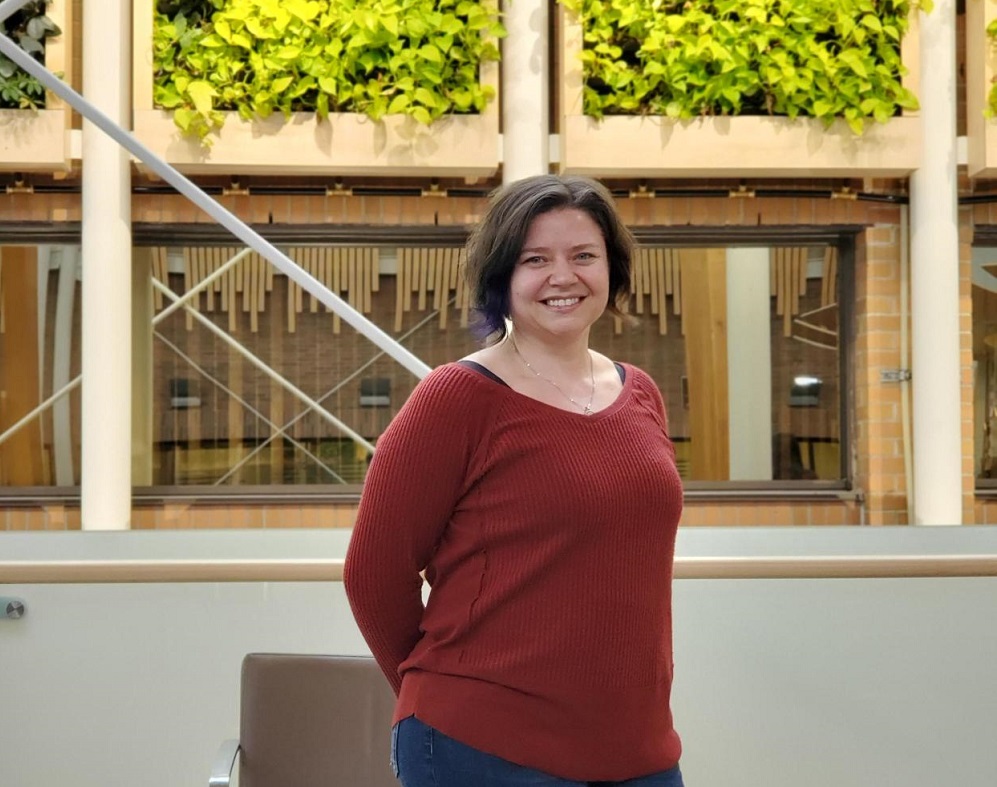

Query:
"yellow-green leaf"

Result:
[[275, 46, 301, 60], [187, 80, 216, 115], [387, 94, 410, 113], [414, 87, 437, 107], [420, 44, 442, 63], [271, 76, 293, 93]]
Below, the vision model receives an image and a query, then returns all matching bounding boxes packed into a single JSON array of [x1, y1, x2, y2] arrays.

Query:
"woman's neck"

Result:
[[505, 330, 592, 376]]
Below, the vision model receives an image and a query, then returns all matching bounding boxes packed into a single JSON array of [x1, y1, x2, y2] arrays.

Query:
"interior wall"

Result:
[[2, 527, 996, 787]]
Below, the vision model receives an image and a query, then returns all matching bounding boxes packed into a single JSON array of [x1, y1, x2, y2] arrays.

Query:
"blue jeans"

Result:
[[391, 715, 685, 787]]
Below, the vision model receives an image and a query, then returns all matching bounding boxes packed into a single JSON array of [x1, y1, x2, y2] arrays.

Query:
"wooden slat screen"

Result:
[[173, 247, 275, 333], [629, 248, 682, 335], [150, 247, 170, 311], [395, 248, 468, 331], [821, 247, 838, 308], [771, 247, 809, 337], [286, 247, 379, 334]]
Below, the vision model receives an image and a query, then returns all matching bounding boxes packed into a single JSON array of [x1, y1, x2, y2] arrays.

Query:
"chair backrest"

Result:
[[239, 653, 398, 787]]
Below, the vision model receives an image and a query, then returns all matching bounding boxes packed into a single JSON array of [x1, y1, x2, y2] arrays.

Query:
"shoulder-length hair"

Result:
[[465, 174, 635, 341]]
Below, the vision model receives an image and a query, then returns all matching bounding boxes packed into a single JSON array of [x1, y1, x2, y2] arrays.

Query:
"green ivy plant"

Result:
[[153, 0, 504, 141], [0, 0, 61, 110], [561, 0, 931, 135]]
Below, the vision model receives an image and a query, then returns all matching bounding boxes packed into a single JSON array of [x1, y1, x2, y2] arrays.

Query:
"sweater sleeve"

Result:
[[343, 365, 485, 694], [631, 366, 676, 462]]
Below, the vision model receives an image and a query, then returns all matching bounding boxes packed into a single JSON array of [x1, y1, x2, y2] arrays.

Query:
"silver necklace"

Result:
[[510, 337, 596, 416]]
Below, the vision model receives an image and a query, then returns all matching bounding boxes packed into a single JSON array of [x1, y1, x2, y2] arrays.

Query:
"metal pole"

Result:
[[0, 0, 30, 24], [0, 23, 432, 381]]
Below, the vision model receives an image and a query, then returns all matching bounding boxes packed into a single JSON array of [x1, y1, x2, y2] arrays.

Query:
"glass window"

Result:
[[0, 244, 82, 487], [147, 245, 477, 487], [0, 237, 848, 492], [595, 244, 845, 484]]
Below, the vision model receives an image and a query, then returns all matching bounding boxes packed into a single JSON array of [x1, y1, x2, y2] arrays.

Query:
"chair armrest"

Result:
[[208, 739, 240, 787]]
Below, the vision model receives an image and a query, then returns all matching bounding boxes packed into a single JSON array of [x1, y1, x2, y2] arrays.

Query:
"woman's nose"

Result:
[[548, 257, 577, 284]]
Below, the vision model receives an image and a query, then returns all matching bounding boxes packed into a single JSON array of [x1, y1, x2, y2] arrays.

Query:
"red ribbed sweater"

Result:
[[343, 362, 684, 781]]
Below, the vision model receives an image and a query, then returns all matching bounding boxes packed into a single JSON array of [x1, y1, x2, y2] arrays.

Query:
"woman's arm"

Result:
[[343, 366, 484, 693]]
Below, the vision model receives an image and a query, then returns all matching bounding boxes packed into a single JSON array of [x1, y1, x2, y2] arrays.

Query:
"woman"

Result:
[[344, 174, 685, 786]]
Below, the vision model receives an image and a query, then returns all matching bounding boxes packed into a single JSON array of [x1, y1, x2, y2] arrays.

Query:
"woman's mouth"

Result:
[[543, 297, 581, 308]]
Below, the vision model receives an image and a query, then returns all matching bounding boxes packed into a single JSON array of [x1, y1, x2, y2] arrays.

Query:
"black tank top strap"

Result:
[[457, 360, 511, 388], [459, 359, 624, 386]]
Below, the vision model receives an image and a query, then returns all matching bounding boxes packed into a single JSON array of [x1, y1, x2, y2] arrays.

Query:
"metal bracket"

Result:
[[1, 597, 26, 620], [881, 369, 912, 383]]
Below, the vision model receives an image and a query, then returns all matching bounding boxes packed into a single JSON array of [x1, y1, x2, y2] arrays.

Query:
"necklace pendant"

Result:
[[583, 405, 593, 416]]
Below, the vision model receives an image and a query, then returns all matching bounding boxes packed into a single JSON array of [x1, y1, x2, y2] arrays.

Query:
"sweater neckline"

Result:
[[449, 360, 635, 421]]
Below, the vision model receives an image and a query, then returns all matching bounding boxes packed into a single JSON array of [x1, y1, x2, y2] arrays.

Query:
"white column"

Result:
[[81, 0, 132, 528], [501, 0, 548, 182], [727, 248, 773, 480], [909, 0, 961, 524]]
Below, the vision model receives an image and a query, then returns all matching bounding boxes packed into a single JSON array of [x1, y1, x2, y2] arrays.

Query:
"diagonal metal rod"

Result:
[[216, 297, 455, 484], [154, 333, 346, 484], [152, 247, 253, 326], [0, 20, 432, 383], [0, 376, 81, 448], [151, 279, 376, 454], [0, 0, 31, 24]]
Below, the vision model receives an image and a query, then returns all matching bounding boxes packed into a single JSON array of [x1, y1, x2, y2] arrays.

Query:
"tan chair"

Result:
[[209, 653, 398, 787]]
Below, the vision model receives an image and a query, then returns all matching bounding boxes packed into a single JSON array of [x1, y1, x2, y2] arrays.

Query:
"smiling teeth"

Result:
[[546, 298, 579, 307]]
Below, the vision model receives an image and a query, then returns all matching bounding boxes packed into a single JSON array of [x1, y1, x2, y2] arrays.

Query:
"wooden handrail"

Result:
[[2, 555, 997, 584]]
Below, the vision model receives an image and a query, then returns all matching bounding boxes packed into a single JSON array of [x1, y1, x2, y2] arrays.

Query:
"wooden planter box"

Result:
[[558, 7, 922, 178], [967, 0, 997, 178], [0, 0, 72, 172], [132, 2, 500, 177]]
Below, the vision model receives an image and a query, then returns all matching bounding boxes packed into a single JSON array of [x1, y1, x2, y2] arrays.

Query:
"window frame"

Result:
[[968, 227, 997, 494], [0, 222, 860, 503]]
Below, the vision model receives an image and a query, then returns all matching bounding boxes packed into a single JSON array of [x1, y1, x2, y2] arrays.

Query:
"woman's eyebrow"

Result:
[[519, 242, 600, 255]]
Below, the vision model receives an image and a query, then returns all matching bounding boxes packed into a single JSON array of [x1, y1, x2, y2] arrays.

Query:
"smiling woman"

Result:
[[459, 177, 640, 417], [344, 174, 687, 786], [506, 208, 610, 353]]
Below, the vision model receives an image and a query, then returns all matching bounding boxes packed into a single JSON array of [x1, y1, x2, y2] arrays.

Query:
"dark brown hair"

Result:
[[465, 174, 634, 340]]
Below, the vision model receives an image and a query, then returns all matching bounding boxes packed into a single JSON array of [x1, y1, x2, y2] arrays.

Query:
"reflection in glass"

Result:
[[0, 242, 845, 489], [972, 246, 997, 479], [0, 244, 82, 487]]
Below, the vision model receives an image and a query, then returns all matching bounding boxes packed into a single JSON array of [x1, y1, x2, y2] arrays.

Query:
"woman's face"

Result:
[[507, 207, 610, 344]]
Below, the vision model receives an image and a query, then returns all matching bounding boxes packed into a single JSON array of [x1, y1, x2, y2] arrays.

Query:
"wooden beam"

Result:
[[0, 247, 46, 484], [680, 248, 730, 481]]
